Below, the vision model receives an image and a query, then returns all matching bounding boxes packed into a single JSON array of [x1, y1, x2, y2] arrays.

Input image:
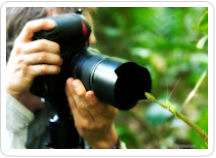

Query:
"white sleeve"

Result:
[[6, 93, 34, 149]]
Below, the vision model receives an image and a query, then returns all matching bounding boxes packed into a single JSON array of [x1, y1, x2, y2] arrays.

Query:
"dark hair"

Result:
[[6, 7, 91, 61]]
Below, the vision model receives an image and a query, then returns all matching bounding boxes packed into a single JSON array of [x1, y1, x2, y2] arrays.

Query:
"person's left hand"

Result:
[[65, 77, 118, 149]]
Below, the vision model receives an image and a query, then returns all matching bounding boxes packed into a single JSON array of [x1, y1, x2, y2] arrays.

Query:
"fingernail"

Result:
[[72, 80, 84, 95], [67, 78, 74, 85], [71, 79, 80, 88], [70, 77, 74, 82]]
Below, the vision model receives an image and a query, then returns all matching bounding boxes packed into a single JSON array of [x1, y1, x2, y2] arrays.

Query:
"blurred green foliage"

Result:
[[92, 7, 208, 149]]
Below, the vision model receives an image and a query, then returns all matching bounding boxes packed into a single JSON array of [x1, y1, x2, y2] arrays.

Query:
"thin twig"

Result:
[[182, 70, 207, 108], [167, 78, 181, 99], [145, 92, 208, 145]]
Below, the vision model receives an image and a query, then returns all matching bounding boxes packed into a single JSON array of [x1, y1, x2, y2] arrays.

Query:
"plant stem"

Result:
[[182, 70, 207, 108], [145, 92, 208, 145]]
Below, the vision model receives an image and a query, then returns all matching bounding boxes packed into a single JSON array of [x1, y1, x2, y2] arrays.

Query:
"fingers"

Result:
[[65, 77, 117, 117], [18, 52, 62, 66], [21, 39, 60, 54], [86, 90, 117, 119], [65, 78, 77, 110], [68, 79, 99, 108], [14, 39, 60, 56], [71, 79, 87, 98], [66, 90, 76, 110], [17, 19, 56, 42], [86, 91, 99, 106], [66, 78, 94, 119], [6, 18, 59, 100], [12, 37, 62, 73], [28, 64, 61, 77], [66, 78, 87, 109], [65, 79, 88, 126]]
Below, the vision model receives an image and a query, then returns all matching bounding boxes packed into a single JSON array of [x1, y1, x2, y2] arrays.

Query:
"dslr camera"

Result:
[[31, 12, 151, 148]]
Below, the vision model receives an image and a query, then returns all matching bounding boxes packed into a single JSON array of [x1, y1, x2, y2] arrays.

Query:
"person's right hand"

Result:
[[6, 19, 62, 103]]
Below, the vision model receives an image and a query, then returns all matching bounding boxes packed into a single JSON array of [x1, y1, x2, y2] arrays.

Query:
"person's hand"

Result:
[[6, 19, 62, 111], [65, 78, 118, 149]]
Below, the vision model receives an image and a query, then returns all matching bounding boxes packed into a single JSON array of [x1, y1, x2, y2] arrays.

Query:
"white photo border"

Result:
[[0, 0, 215, 157]]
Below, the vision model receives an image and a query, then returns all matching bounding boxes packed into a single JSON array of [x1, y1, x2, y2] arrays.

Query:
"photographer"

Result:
[[6, 7, 121, 149]]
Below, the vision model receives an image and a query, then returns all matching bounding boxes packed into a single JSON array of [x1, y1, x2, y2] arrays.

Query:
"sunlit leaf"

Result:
[[196, 35, 208, 49], [198, 11, 208, 33]]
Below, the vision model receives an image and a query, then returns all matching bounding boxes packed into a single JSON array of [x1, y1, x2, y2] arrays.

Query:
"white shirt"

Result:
[[6, 93, 34, 149], [6, 93, 127, 149]]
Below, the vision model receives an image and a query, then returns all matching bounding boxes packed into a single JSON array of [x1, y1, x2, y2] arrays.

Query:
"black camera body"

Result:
[[31, 13, 151, 112], [31, 13, 91, 115]]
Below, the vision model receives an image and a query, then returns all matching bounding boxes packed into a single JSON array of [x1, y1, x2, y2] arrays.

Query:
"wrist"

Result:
[[6, 89, 44, 112], [88, 124, 118, 149], [6, 87, 20, 100]]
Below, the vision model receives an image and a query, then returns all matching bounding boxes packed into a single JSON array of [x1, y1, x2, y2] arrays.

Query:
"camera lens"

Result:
[[71, 50, 151, 110]]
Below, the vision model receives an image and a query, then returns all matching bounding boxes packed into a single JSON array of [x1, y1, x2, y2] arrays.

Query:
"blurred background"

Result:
[[91, 7, 208, 149]]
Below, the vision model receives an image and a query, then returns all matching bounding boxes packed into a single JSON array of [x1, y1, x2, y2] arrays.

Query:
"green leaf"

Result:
[[196, 35, 208, 49], [199, 11, 208, 33]]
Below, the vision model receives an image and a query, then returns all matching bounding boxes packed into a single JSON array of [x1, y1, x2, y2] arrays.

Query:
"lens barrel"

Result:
[[71, 50, 151, 110]]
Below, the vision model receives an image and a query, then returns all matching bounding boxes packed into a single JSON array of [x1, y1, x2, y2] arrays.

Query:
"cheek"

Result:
[[89, 33, 96, 45], [83, 12, 96, 45]]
